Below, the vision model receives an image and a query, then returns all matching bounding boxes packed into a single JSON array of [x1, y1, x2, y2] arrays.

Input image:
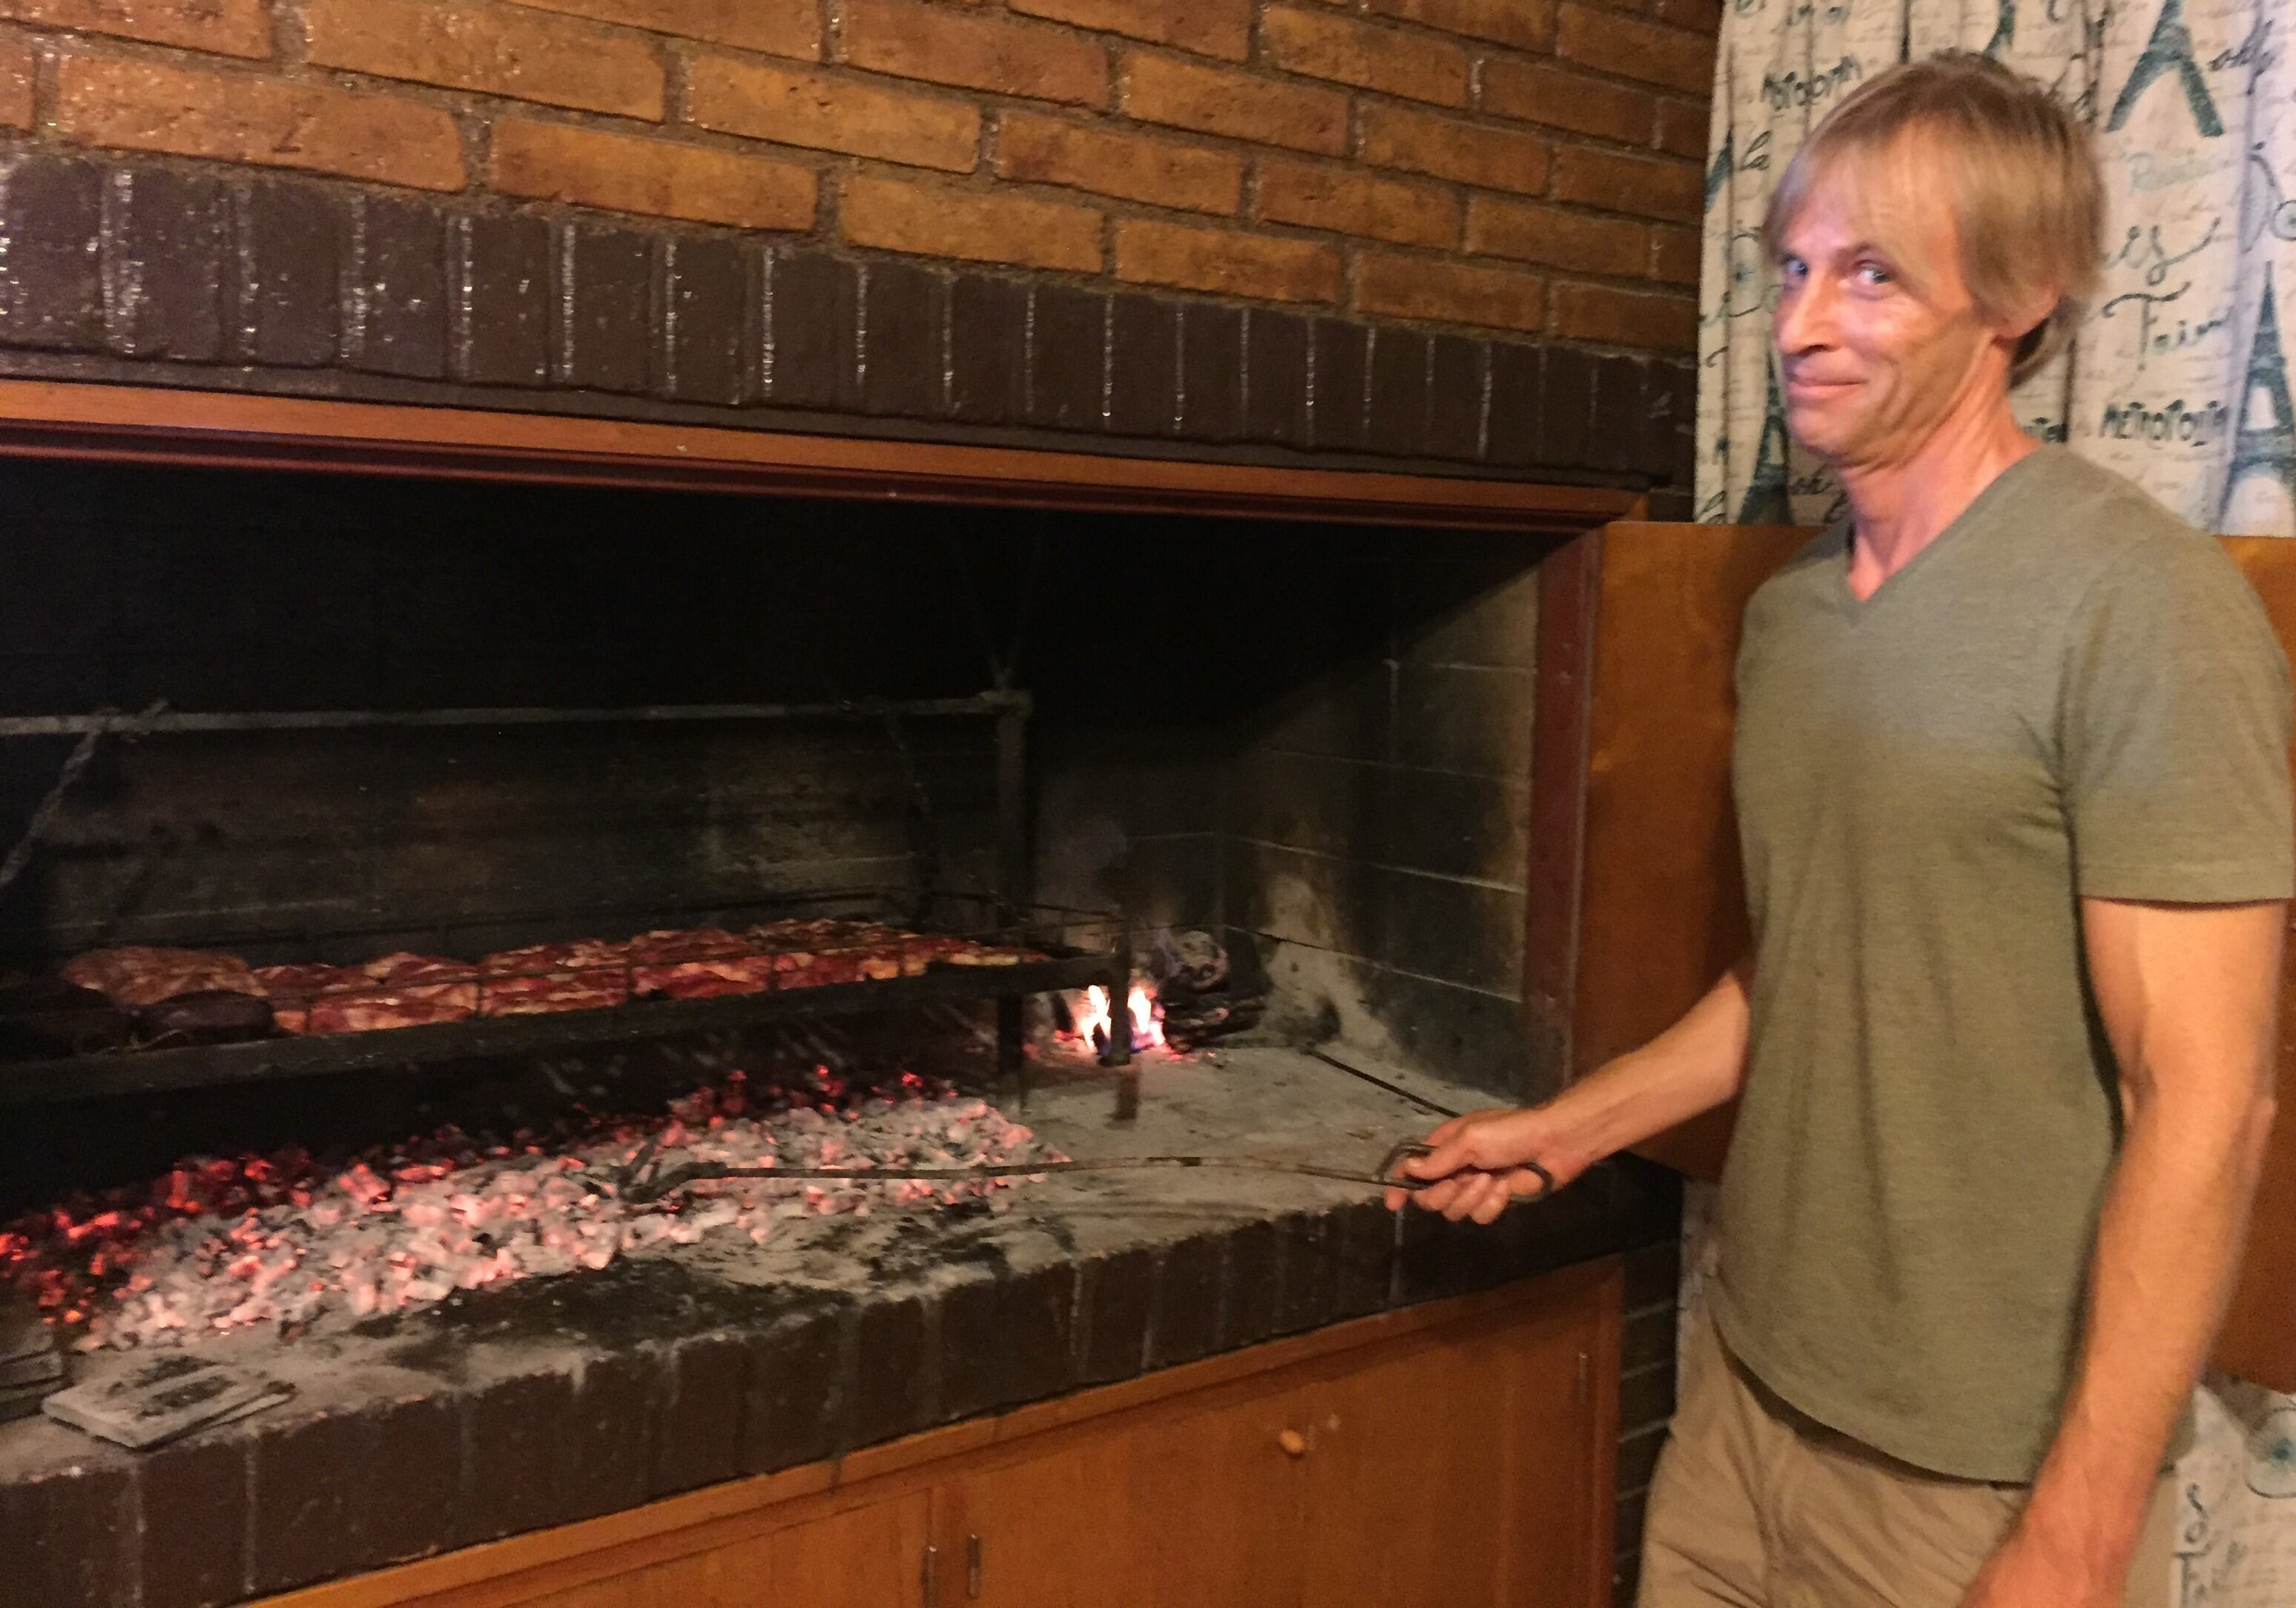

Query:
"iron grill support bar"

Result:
[[0, 693, 1032, 739]]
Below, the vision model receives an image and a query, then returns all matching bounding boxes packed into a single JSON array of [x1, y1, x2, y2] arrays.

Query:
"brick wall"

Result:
[[0, 0, 1716, 501]]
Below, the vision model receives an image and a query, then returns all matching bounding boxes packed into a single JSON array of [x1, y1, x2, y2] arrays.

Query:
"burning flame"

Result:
[[1072, 982, 1164, 1054]]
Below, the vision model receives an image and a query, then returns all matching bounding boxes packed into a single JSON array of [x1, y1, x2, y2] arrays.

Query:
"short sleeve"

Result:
[[2062, 539, 2295, 902]]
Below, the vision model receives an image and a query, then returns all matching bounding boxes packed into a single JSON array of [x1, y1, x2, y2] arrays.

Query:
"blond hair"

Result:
[[1762, 52, 2102, 385]]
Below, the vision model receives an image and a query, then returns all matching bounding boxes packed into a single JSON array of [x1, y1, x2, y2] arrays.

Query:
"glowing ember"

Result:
[[0, 1071, 1056, 1352], [1068, 981, 1165, 1054]]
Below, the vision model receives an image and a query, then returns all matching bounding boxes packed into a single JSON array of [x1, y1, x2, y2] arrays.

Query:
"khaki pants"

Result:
[[1637, 1314, 2177, 1608]]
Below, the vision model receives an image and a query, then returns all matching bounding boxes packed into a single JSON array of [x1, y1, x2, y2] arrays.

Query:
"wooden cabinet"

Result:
[[260, 1261, 1621, 1608]]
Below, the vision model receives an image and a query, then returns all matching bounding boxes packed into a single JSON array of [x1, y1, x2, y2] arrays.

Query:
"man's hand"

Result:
[[1382, 1104, 1590, 1222], [1956, 1509, 2125, 1608]]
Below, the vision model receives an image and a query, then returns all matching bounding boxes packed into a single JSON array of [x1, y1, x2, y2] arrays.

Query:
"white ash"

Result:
[[88, 1089, 1050, 1352]]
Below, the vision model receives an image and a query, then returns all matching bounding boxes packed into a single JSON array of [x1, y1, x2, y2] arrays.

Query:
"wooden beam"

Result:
[[0, 380, 1640, 533]]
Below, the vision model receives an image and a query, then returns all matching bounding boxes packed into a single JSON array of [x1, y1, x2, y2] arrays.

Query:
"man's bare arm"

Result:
[[1386, 962, 1754, 1222], [1965, 899, 2282, 1607]]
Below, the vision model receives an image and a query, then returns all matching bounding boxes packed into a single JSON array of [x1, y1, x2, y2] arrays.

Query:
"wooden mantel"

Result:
[[0, 379, 1643, 534]]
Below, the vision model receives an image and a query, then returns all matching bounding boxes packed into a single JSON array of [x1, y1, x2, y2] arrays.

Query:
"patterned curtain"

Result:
[[1697, 0, 2295, 536]]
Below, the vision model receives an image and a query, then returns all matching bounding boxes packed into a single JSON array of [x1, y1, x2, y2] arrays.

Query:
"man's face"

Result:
[[1772, 151, 2016, 470]]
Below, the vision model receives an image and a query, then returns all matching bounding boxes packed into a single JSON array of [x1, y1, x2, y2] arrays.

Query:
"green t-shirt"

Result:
[[1712, 444, 2295, 1482]]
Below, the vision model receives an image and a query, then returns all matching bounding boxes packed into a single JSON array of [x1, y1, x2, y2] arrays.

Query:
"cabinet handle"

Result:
[[967, 1534, 983, 1599], [922, 1543, 938, 1607], [1278, 1429, 1308, 1459]]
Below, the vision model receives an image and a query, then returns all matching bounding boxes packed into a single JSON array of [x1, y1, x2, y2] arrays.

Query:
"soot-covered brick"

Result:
[[741, 1302, 848, 1474]]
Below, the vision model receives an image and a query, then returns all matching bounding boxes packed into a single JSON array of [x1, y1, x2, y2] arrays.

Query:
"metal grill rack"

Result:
[[0, 695, 1139, 1113]]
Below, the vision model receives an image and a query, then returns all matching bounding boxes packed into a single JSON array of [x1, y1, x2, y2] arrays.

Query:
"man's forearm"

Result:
[[1545, 963, 1754, 1173], [2021, 1078, 2275, 1570]]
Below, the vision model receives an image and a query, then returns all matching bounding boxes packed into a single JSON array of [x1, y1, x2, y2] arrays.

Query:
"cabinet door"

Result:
[[1299, 1288, 1608, 1608], [518, 1490, 933, 1608], [935, 1380, 1312, 1608]]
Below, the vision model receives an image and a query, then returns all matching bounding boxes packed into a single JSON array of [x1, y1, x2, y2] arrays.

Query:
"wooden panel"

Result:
[[515, 1494, 931, 1608], [1566, 523, 2296, 1390], [0, 378, 1638, 535], [1299, 1262, 1616, 1608]]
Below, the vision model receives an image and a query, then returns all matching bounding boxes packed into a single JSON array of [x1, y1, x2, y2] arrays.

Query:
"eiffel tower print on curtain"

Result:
[[2220, 267, 2296, 530], [1738, 360, 1794, 523], [2107, 0, 2225, 136]]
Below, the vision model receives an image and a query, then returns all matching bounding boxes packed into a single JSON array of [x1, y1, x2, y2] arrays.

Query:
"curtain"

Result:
[[1696, 0, 2296, 536]]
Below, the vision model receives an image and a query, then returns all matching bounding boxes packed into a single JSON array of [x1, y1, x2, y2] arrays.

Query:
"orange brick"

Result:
[[1649, 221, 1700, 286], [0, 0, 269, 59], [1370, 0, 1552, 52], [1551, 145, 1700, 223], [1360, 102, 1548, 195], [999, 111, 1241, 214], [492, 119, 815, 228], [842, 0, 1108, 108], [842, 172, 1104, 271], [1557, 4, 1714, 97], [1261, 5, 1466, 106], [1656, 96, 1710, 159], [1354, 250, 1544, 331], [1655, 0, 1723, 33], [0, 32, 31, 128], [1478, 58, 1655, 144], [1549, 280, 1695, 348], [306, 0, 662, 119], [688, 56, 979, 172], [55, 53, 466, 189], [500, 0, 819, 62], [1467, 196, 1646, 276], [1119, 50, 1346, 154], [1256, 156, 1457, 248], [1113, 218, 1340, 301], [1009, 0, 1250, 62]]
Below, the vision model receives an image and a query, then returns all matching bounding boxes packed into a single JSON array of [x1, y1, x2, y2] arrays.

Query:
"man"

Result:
[[1388, 52, 2291, 1608]]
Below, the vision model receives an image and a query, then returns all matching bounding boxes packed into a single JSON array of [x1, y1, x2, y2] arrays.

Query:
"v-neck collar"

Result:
[[1836, 446, 2051, 616]]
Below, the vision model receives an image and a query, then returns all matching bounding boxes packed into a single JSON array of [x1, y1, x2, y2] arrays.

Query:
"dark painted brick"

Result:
[[1077, 1245, 1155, 1385], [557, 223, 651, 394], [949, 273, 1026, 424], [1398, 1206, 1514, 1305], [1612, 1155, 1684, 1246], [563, 1351, 656, 1524], [1178, 300, 1244, 441], [1333, 1199, 1398, 1319], [767, 246, 858, 410], [239, 179, 341, 367], [848, 1294, 936, 1450], [664, 235, 756, 406], [1029, 282, 1106, 431], [0, 1459, 132, 1608], [1484, 340, 1542, 467], [1619, 1422, 1668, 1490], [653, 1332, 746, 1497], [1648, 486, 1695, 520], [455, 211, 550, 387], [1221, 1219, 1279, 1348], [1590, 354, 1646, 474], [360, 1393, 460, 1569], [458, 1368, 580, 1546], [1645, 358, 1696, 485], [1148, 1229, 1224, 1368], [1623, 1303, 1675, 1372], [139, 1434, 247, 1608], [1616, 1486, 1649, 1557], [249, 1408, 368, 1595], [860, 257, 946, 418], [1620, 1360, 1677, 1435], [940, 1264, 1076, 1421], [1616, 1549, 1644, 1608], [742, 1302, 847, 1473], [1428, 335, 1485, 462], [1535, 343, 1595, 469], [1310, 317, 1369, 452], [1272, 1209, 1340, 1336], [0, 156, 104, 351], [348, 194, 447, 379], [1243, 306, 1310, 447], [1622, 1238, 1680, 1312], [1106, 291, 1178, 437], [1368, 326, 1430, 458], [106, 168, 227, 360]]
